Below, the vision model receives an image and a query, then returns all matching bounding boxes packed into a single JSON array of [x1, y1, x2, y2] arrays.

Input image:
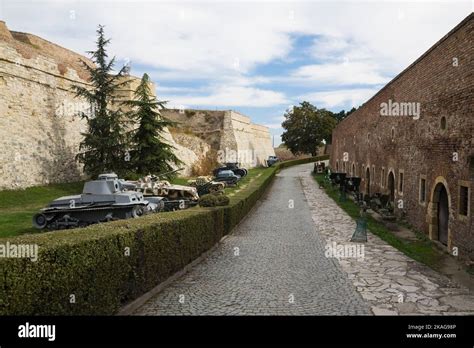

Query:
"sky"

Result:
[[0, 0, 472, 145]]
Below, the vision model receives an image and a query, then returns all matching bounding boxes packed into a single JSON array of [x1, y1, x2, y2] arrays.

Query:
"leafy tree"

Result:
[[334, 110, 347, 123], [281, 101, 337, 156], [333, 106, 358, 123], [74, 25, 130, 177], [123, 73, 182, 176]]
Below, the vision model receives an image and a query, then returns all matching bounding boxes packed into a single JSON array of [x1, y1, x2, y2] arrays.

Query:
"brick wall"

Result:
[[330, 14, 473, 261]]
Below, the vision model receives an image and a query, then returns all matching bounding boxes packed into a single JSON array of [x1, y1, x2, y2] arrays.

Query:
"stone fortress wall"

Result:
[[162, 109, 275, 168], [0, 21, 273, 189]]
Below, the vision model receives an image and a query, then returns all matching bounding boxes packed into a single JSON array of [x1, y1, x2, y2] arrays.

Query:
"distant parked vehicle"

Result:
[[267, 156, 279, 167], [213, 162, 248, 178], [213, 170, 241, 186]]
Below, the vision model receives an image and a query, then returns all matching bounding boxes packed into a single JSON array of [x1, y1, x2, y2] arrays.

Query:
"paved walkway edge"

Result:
[[118, 184, 271, 316]]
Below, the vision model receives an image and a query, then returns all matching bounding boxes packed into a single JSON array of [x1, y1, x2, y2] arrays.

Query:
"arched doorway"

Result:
[[435, 183, 449, 245], [365, 167, 370, 196], [388, 172, 395, 203]]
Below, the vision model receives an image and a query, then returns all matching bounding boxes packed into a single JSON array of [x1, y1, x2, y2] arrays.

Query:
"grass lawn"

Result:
[[313, 173, 444, 271], [0, 168, 269, 238], [0, 181, 84, 238]]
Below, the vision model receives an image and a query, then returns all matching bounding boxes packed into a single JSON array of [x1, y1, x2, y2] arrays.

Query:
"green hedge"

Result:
[[276, 155, 329, 169], [0, 155, 326, 315]]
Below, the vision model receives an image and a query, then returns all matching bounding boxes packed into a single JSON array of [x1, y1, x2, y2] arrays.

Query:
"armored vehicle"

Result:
[[213, 170, 241, 186], [33, 174, 164, 230], [267, 156, 279, 167], [130, 174, 199, 201], [128, 172, 199, 211], [213, 162, 248, 178], [188, 176, 226, 196]]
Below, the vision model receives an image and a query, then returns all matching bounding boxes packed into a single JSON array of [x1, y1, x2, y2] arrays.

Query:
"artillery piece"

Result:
[[187, 176, 226, 196], [329, 172, 346, 186], [33, 174, 164, 230]]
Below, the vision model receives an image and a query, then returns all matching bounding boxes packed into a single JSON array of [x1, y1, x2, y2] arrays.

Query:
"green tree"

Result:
[[123, 73, 181, 176], [281, 101, 337, 156], [74, 25, 130, 177]]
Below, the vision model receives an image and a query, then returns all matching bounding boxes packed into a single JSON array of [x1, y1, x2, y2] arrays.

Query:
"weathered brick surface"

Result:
[[330, 14, 473, 260]]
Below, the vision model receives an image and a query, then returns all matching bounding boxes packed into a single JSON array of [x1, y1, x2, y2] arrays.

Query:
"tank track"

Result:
[[35, 204, 148, 230]]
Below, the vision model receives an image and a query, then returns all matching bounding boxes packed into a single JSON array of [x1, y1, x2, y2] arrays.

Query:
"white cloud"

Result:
[[2, 0, 470, 80], [263, 123, 283, 129], [291, 62, 389, 86], [164, 85, 288, 108], [1, 0, 471, 111], [298, 88, 380, 109]]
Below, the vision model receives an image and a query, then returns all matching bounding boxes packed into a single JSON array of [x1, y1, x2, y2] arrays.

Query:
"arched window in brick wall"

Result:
[[441, 116, 447, 130]]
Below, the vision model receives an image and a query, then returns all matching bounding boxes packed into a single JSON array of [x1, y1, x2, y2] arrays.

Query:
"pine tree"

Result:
[[74, 25, 130, 177], [124, 73, 182, 176]]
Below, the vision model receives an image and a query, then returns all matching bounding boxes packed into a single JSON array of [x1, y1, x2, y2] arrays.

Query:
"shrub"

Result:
[[215, 195, 230, 206], [198, 194, 218, 207]]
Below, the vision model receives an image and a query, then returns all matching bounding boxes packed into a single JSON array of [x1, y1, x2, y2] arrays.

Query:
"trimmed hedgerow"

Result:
[[0, 155, 327, 315], [198, 194, 218, 207]]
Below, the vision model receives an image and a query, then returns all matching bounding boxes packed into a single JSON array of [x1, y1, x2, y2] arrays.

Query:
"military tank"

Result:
[[33, 174, 164, 230], [128, 170, 199, 211], [213, 162, 248, 178]]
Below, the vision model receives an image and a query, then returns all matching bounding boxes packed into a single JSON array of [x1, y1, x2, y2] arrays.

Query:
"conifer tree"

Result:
[[124, 73, 181, 176], [74, 25, 130, 177]]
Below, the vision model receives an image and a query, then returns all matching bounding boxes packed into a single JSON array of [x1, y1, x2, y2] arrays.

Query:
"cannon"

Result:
[[33, 174, 164, 230], [188, 176, 226, 196], [344, 177, 361, 192], [329, 172, 346, 186]]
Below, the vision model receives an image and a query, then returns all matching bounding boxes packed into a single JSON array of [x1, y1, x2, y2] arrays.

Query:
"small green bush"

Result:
[[215, 195, 230, 206], [199, 194, 218, 207]]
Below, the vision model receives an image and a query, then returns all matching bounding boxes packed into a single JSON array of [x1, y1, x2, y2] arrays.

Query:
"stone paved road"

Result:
[[300, 167, 474, 315], [135, 164, 370, 315]]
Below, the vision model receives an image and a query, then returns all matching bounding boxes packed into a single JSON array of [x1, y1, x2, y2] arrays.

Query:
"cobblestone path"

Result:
[[299, 165, 474, 315], [136, 164, 371, 315], [136, 163, 474, 315]]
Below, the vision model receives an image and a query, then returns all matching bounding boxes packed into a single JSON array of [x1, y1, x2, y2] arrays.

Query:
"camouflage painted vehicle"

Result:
[[32, 173, 164, 230], [128, 172, 199, 211], [131, 175, 199, 201], [187, 176, 226, 196]]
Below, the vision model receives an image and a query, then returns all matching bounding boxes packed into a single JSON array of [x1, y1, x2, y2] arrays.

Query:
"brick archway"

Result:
[[428, 177, 452, 250]]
